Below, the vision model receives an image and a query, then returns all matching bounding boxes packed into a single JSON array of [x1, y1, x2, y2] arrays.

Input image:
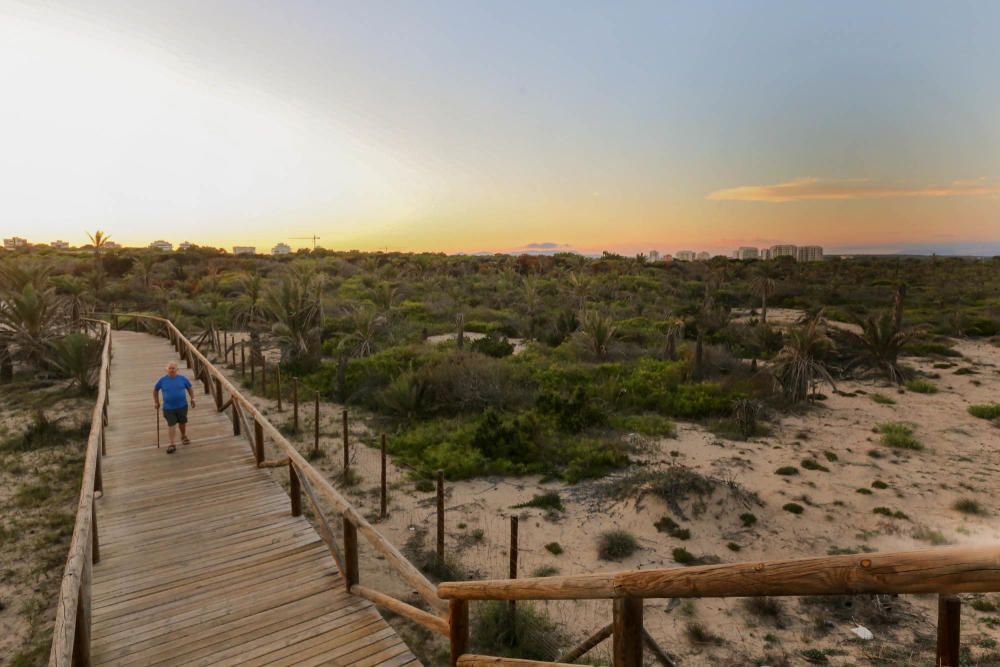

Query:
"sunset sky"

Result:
[[2, 1, 999, 255]]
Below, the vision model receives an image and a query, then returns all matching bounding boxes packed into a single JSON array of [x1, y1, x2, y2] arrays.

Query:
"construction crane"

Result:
[[291, 235, 321, 250]]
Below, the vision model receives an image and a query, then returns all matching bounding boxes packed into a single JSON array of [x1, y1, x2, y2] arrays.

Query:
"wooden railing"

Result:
[[49, 319, 112, 667], [438, 544, 1000, 666], [106, 316, 450, 629]]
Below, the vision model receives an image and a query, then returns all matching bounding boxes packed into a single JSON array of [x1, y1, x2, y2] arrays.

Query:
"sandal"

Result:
[[182, 435, 191, 445], [166, 444, 177, 454]]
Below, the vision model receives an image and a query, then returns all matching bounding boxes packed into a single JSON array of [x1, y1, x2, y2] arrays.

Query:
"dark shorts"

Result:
[[163, 407, 188, 426]]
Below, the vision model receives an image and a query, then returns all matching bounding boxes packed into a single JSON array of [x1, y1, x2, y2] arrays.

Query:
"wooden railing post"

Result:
[[213, 378, 223, 411], [613, 598, 643, 667], [94, 450, 103, 494], [254, 419, 264, 465], [509, 514, 518, 621], [289, 462, 302, 517], [201, 367, 210, 395], [380, 434, 387, 519], [240, 342, 246, 377], [437, 470, 445, 564], [343, 517, 359, 591], [73, 556, 92, 667], [231, 400, 241, 436], [448, 599, 469, 667], [91, 502, 100, 565], [937, 595, 961, 666]]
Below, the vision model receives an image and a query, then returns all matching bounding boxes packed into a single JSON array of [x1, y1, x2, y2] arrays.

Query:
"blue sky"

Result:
[[1, 0, 998, 254]]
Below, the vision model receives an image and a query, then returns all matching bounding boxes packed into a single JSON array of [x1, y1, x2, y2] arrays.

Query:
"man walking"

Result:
[[153, 361, 196, 454]]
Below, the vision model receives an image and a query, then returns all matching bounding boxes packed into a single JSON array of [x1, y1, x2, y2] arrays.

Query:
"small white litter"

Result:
[[851, 625, 874, 641]]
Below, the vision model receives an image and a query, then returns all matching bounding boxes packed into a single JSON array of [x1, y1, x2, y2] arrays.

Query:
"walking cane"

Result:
[[156, 405, 160, 448]]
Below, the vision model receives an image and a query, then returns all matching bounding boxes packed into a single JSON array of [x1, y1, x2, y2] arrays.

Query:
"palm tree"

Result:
[[664, 317, 684, 361], [578, 310, 617, 359], [49, 332, 101, 392], [347, 307, 384, 357], [263, 274, 321, 364], [751, 273, 776, 323], [51, 276, 90, 324], [87, 230, 111, 288], [230, 273, 268, 361], [0, 282, 62, 369], [844, 311, 922, 384], [771, 314, 834, 403]]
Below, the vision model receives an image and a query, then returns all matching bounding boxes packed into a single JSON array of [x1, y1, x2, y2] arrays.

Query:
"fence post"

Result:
[[201, 367, 210, 395], [509, 515, 518, 621], [937, 595, 961, 666], [343, 517, 359, 591], [289, 462, 302, 517], [73, 556, 92, 667], [240, 342, 246, 377], [612, 598, 643, 667], [448, 599, 469, 667], [213, 378, 223, 410], [292, 378, 299, 432], [380, 434, 387, 519], [250, 352, 255, 386], [95, 451, 103, 494], [275, 368, 282, 411], [91, 501, 100, 565], [254, 419, 264, 465], [437, 470, 445, 564], [342, 410, 349, 474], [313, 393, 320, 456]]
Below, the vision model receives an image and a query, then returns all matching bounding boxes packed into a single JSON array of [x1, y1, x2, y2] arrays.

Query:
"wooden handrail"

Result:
[[438, 544, 1000, 601], [50, 320, 112, 667], [118, 315, 449, 620]]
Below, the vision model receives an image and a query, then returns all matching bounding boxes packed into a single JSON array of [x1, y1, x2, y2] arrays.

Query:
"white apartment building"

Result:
[[104, 241, 120, 249], [797, 245, 824, 262], [648, 250, 660, 262], [696, 251, 711, 260], [233, 246, 256, 255], [51, 240, 70, 249], [178, 241, 194, 250], [675, 250, 696, 261], [149, 240, 173, 251], [737, 246, 759, 260], [3, 237, 28, 250], [271, 243, 292, 255], [770, 244, 798, 259], [760, 248, 772, 260]]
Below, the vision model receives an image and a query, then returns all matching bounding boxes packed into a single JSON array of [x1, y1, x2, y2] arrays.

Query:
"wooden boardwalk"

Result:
[[89, 331, 419, 666]]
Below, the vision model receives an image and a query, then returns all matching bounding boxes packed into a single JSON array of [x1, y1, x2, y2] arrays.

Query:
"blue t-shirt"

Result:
[[155, 374, 192, 410]]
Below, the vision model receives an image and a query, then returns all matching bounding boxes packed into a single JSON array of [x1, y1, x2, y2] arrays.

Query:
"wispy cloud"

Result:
[[707, 177, 1000, 203]]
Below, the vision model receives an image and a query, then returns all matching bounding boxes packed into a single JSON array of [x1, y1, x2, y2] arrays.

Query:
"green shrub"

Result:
[[856, 488, 872, 495], [654, 516, 691, 540], [740, 512, 758, 527], [562, 438, 628, 483], [823, 451, 838, 462], [877, 422, 923, 450], [672, 547, 696, 565], [775, 466, 799, 476], [544, 542, 563, 555], [471, 600, 564, 660], [971, 598, 998, 613], [782, 503, 804, 514], [906, 341, 962, 358], [609, 413, 677, 437], [530, 565, 560, 578], [470, 333, 515, 358], [598, 530, 639, 561], [871, 393, 896, 405], [969, 404, 1000, 420], [873, 507, 908, 520], [535, 386, 606, 433], [801, 458, 829, 472], [954, 498, 987, 516], [513, 492, 563, 512], [905, 379, 938, 394], [727, 542, 741, 552], [871, 480, 889, 489]]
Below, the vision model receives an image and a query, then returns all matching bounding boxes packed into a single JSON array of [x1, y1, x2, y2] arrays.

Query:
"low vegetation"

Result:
[[876, 422, 923, 450], [968, 403, 1000, 420], [597, 530, 639, 561]]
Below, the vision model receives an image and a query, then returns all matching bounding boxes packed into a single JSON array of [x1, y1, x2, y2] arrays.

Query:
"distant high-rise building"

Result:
[[271, 243, 291, 255], [3, 237, 27, 250], [675, 250, 696, 261], [149, 240, 173, 251], [648, 250, 660, 262], [178, 241, 194, 250], [770, 244, 797, 259], [796, 245, 824, 262], [233, 246, 256, 255], [696, 251, 711, 261], [737, 246, 759, 260], [103, 241, 120, 249], [760, 248, 772, 260], [51, 240, 69, 249]]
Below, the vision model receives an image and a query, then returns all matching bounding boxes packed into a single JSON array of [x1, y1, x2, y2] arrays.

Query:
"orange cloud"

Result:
[[707, 177, 1000, 203]]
